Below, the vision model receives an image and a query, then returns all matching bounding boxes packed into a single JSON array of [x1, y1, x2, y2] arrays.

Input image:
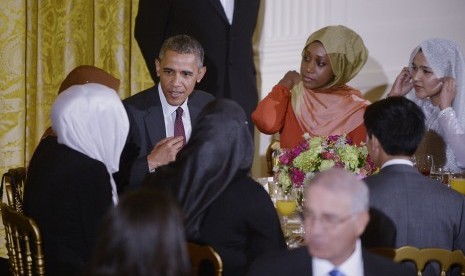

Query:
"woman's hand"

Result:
[[278, 71, 301, 89], [388, 67, 413, 97], [435, 77, 456, 110]]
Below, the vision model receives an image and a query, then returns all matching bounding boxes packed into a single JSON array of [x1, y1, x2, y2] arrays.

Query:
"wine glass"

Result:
[[416, 154, 434, 176], [276, 189, 297, 237]]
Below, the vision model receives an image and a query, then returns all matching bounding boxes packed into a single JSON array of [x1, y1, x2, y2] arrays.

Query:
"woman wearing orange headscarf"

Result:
[[252, 25, 370, 149]]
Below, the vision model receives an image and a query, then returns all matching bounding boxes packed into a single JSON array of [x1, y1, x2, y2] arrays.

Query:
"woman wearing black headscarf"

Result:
[[149, 99, 286, 276]]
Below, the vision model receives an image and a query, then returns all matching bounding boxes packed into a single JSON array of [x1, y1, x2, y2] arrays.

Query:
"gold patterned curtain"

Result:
[[0, 0, 153, 258]]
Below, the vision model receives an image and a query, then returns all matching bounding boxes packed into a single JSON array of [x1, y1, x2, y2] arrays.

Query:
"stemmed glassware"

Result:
[[415, 154, 434, 176], [275, 188, 296, 236]]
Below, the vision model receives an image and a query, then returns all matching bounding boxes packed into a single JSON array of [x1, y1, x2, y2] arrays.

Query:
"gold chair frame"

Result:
[[1, 167, 26, 213], [265, 140, 280, 176], [187, 242, 223, 276], [371, 245, 465, 276], [0, 202, 45, 275]]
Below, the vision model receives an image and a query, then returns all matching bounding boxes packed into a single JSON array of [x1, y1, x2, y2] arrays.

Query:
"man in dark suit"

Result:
[[134, 0, 260, 136], [118, 35, 214, 191], [247, 168, 414, 276], [363, 97, 465, 275]]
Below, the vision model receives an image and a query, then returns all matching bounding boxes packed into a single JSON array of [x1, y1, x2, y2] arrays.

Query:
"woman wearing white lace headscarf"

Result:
[[24, 83, 129, 275], [388, 38, 465, 172]]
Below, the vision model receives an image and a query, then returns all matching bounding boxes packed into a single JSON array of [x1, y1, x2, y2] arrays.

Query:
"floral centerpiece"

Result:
[[275, 133, 377, 194]]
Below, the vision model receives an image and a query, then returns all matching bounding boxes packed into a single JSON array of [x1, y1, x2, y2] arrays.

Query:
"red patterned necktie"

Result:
[[174, 107, 186, 145]]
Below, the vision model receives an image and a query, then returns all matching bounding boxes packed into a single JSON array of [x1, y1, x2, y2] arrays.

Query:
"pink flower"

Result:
[[322, 151, 336, 160], [276, 134, 379, 193], [328, 135, 340, 142], [290, 168, 305, 186], [291, 147, 303, 158], [279, 154, 292, 165]]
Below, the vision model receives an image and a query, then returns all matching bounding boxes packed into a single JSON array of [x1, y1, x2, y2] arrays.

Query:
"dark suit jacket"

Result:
[[134, 0, 260, 134], [24, 136, 113, 276], [117, 86, 214, 191], [246, 246, 415, 276]]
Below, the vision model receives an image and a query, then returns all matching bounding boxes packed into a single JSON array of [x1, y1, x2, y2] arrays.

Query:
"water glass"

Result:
[[267, 177, 278, 198], [430, 167, 450, 186]]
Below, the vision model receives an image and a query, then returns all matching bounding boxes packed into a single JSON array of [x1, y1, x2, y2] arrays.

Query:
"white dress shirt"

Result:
[[158, 84, 192, 142], [219, 0, 234, 24], [381, 158, 414, 169], [312, 239, 364, 276]]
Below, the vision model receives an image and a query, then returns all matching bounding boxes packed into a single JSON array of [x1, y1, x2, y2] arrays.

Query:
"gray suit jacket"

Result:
[[117, 86, 214, 191], [364, 164, 465, 253]]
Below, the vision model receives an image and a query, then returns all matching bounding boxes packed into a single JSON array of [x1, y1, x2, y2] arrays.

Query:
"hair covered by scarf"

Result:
[[407, 38, 465, 128], [151, 99, 254, 240], [290, 25, 370, 137], [42, 65, 121, 139], [51, 83, 129, 204], [58, 65, 120, 94], [302, 25, 368, 88]]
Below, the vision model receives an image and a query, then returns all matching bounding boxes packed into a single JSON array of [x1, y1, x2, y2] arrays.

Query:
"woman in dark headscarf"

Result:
[[149, 99, 286, 276]]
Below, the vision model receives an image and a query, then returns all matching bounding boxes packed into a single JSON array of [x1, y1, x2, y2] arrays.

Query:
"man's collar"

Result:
[[381, 158, 413, 169]]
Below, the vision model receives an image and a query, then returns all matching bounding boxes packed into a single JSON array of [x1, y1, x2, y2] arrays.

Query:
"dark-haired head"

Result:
[[159, 34, 204, 69], [85, 188, 190, 276], [364, 97, 425, 156]]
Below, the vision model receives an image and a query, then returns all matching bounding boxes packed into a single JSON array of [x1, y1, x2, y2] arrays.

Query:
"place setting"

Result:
[[414, 154, 465, 195]]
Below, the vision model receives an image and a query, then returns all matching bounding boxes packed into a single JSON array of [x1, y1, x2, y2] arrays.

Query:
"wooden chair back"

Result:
[[0, 202, 45, 276], [447, 250, 465, 276], [1, 167, 26, 213], [371, 245, 465, 276], [187, 242, 223, 276], [265, 140, 280, 176]]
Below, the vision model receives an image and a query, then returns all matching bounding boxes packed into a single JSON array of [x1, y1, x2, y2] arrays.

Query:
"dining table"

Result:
[[256, 176, 306, 248]]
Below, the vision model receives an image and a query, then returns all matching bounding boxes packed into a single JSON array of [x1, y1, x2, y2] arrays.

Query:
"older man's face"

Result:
[[303, 185, 368, 266], [155, 49, 206, 106]]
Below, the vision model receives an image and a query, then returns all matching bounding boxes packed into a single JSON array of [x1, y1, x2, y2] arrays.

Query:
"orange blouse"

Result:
[[252, 85, 367, 149]]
